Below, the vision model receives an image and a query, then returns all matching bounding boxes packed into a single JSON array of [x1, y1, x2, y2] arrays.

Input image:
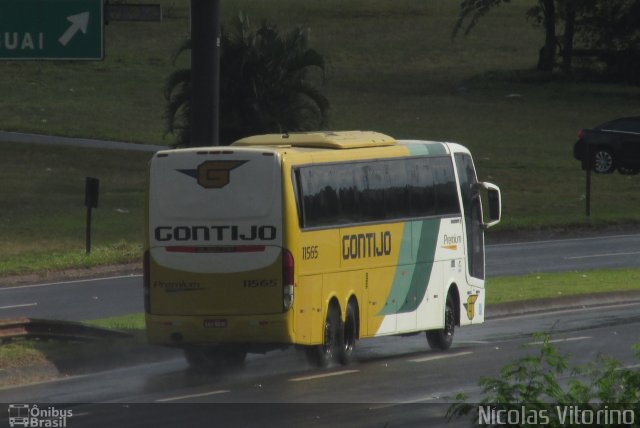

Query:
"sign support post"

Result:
[[85, 177, 100, 255]]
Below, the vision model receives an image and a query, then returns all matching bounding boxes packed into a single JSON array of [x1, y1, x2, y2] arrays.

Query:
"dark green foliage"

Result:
[[454, 0, 640, 79], [576, 0, 640, 52], [164, 39, 193, 146], [164, 12, 329, 147], [447, 334, 640, 427], [574, 0, 640, 83]]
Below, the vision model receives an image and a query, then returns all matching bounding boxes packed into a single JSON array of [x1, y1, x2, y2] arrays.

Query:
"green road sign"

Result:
[[0, 0, 104, 60]]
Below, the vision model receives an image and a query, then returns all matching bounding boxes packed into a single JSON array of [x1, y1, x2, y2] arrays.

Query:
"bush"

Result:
[[447, 333, 640, 427]]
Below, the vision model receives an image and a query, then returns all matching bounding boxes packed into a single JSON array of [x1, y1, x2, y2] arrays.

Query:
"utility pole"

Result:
[[190, 0, 220, 146]]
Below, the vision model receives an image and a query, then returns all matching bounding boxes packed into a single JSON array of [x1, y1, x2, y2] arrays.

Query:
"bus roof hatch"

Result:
[[232, 131, 396, 149]]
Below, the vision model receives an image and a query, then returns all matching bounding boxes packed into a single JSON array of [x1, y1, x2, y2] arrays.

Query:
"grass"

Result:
[[1, 0, 640, 273], [0, 142, 150, 276], [0, 314, 151, 388], [487, 269, 640, 305], [85, 313, 146, 331]]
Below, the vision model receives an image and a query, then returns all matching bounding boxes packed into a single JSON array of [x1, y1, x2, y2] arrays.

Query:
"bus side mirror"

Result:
[[478, 182, 501, 229]]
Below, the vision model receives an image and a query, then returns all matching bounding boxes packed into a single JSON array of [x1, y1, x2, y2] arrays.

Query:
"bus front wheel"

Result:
[[426, 294, 455, 351]]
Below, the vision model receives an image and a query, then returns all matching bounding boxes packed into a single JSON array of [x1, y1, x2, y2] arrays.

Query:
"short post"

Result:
[[85, 177, 100, 254], [584, 144, 591, 219], [586, 167, 591, 218]]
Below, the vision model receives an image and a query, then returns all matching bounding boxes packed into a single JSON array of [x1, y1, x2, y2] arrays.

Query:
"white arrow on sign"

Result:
[[58, 12, 90, 46]]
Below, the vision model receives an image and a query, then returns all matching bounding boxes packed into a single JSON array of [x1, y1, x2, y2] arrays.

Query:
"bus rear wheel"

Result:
[[426, 294, 455, 351], [184, 346, 247, 372], [337, 302, 357, 365], [305, 303, 341, 367]]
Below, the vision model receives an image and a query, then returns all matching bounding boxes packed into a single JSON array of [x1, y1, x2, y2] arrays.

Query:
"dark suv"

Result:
[[573, 116, 640, 174]]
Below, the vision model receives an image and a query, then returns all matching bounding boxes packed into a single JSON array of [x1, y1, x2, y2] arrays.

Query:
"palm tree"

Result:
[[164, 12, 329, 147]]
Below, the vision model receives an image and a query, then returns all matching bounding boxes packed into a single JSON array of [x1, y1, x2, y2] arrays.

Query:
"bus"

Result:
[[144, 131, 501, 369]]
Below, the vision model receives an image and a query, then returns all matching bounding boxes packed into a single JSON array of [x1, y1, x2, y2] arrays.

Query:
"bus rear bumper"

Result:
[[145, 312, 294, 348]]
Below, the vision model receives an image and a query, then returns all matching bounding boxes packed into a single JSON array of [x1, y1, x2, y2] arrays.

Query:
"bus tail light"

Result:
[[282, 249, 294, 311], [143, 250, 150, 313]]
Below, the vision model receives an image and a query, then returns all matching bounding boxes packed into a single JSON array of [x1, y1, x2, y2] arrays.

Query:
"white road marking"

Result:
[[156, 390, 230, 402], [527, 336, 591, 346], [0, 302, 38, 310], [289, 369, 359, 382], [565, 251, 640, 260], [408, 351, 472, 363], [0, 274, 141, 291]]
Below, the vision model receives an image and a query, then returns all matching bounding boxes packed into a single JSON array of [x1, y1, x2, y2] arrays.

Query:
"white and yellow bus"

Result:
[[144, 131, 501, 368]]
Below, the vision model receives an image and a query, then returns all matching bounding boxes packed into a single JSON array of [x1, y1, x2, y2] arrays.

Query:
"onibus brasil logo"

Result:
[[8, 405, 72, 428]]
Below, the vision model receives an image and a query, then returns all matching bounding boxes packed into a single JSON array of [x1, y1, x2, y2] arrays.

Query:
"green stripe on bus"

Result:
[[378, 222, 415, 316], [378, 218, 440, 316], [406, 142, 448, 156], [398, 218, 440, 313]]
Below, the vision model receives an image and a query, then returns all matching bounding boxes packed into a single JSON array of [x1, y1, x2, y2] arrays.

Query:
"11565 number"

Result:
[[302, 245, 319, 260]]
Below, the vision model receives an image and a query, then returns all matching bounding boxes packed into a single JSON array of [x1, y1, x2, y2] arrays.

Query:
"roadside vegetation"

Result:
[[0, 0, 639, 274], [0, 315, 159, 388], [448, 334, 640, 427], [489, 269, 640, 304], [0, 142, 149, 277], [165, 12, 329, 146]]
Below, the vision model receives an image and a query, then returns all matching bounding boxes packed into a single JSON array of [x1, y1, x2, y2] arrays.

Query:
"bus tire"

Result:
[[337, 301, 357, 365], [426, 294, 455, 351], [184, 346, 247, 372], [305, 303, 341, 367]]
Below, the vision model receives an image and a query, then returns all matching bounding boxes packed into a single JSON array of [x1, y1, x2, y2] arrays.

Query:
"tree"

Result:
[[560, 0, 577, 73], [453, 0, 640, 80], [526, 0, 557, 72], [573, 0, 640, 83], [164, 12, 329, 147], [452, 0, 559, 72]]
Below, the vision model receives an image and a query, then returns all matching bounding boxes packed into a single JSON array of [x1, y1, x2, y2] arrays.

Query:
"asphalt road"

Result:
[[486, 233, 640, 276], [1, 302, 639, 427], [0, 275, 142, 321], [1, 233, 639, 321]]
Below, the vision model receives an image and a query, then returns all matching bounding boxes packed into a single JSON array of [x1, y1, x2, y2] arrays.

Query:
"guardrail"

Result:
[[0, 318, 132, 342]]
